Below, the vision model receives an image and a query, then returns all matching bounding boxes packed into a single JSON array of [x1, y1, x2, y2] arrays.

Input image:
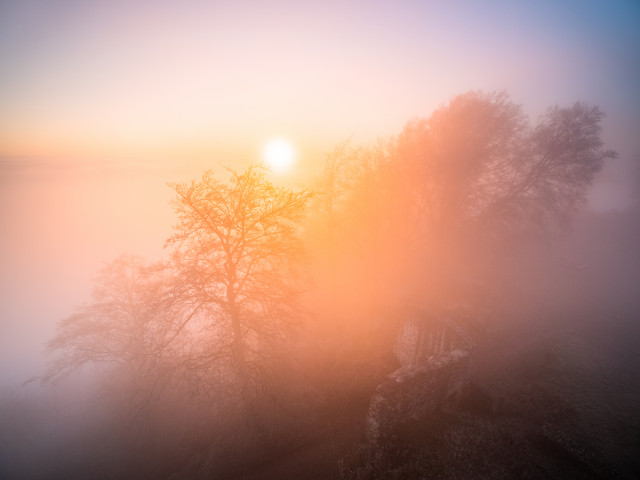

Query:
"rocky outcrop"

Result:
[[364, 302, 488, 445], [365, 349, 471, 444]]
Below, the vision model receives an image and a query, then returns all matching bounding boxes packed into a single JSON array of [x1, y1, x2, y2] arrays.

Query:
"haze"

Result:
[[1, 1, 639, 479]]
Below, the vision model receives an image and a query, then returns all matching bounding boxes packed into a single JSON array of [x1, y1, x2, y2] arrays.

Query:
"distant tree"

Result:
[[310, 140, 356, 258], [477, 100, 616, 237], [42, 255, 186, 397], [309, 137, 416, 315], [310, 92, 615, 312], [392, 91, 616, 240], [401, 91, 526, 235], [167, 165, 312, 404], [307, 141, 358, 317]]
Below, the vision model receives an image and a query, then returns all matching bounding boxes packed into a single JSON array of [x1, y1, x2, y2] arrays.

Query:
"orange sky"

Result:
[[1, 1, 637, 174]]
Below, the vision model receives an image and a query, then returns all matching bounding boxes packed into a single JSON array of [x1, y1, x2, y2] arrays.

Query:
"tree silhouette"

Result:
[[44, 167, 312, 412], [479, 101, 617, 235], [42, 255, 185, 397], [307, 92, 615, 313], [167, 165, 311, 403], [392, 91, 616, 240]]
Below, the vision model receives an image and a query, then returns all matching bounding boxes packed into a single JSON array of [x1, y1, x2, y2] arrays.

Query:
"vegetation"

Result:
[[24, 91, 634, 479], [167, 166, 311, 406]]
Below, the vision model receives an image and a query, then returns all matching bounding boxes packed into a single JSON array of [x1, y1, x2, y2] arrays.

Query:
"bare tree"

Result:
[[309, 92, 615, 313], [478, 102, 616, 236], [167, 165, 312, 403], [42, 255, 188, 399], [391, 91, 615, 240]]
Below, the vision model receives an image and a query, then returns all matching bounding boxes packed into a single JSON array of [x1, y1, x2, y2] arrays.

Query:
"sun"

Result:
[[262, 138, 296, 172]]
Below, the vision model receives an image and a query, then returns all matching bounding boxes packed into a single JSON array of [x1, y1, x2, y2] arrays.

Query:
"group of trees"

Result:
[[42, 92, 615, 468], [309, 91, 614, 314], [45, 167, 312, 421]]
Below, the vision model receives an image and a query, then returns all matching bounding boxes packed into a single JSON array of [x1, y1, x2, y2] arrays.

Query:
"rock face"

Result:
[[365, 306, 479, 444], [365, 350, 471, 444], [393, 309, 471, 368]]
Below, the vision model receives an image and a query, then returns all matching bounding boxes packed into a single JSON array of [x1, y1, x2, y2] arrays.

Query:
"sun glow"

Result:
[[262, 138, 296, 173]]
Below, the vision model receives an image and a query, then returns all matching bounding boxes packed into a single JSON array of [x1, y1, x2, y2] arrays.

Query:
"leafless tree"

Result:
[[167, 165, 312, 404], [309, 92, 615, 314], [44, 166, 311, 415], [42, 254, 203, 413], [392, 91, 616, 240]]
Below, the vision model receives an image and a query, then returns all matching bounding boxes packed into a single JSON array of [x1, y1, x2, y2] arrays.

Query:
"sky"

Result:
[[1, 0, 639, 165], [1, 0, 639, 390]]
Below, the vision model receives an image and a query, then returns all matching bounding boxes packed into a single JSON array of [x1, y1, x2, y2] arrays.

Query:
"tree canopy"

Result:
[[45, 167, 312, 407], [308, 91, 615, 315], [167, 165, 312, 399], [392, 91, 615, 239]]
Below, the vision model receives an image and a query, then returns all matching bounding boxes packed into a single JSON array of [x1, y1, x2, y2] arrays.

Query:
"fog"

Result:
[[0, 161, 171, 389], [1, 93, 640, 479], [2, 1, 640, 478]]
